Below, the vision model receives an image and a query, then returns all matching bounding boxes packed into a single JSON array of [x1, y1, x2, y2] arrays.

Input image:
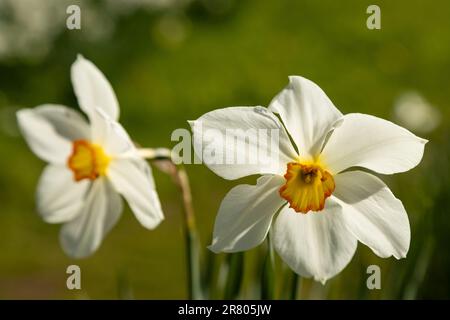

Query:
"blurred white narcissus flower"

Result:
[[393, 91, 441, 134], [190, 76, 427, 283], [17, 55, 164, 258]]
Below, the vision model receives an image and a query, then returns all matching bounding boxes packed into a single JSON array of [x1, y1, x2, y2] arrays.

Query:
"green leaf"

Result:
[[223, 252, 244, 299], [261, 236, 275, 299]]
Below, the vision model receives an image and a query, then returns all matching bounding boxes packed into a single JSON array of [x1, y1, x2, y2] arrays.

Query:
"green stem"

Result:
[[290, 272, 300, 300], [177, 165, 202, 299], [140, 148, 202, 299], [117, 270, 134, 300]]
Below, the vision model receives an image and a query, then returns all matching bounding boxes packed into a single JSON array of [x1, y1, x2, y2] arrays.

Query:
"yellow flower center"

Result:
[[279, 161, 335, 213], [67, 140, 111, 182]]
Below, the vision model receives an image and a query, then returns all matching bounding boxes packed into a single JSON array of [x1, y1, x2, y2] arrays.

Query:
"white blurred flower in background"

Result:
[[16, 55, 164, 258], [0, 0, 191, 61], [393, 91, 441, 134], [0, 0, 68, 60]]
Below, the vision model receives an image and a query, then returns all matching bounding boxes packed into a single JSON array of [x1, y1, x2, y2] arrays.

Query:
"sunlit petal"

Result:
[[273, 198, 357, 283], [37, 165, 89, 224], [209, 175, 286, 253], [322, 113, 427, 175], [334, 171, 410, 259], [269, 76, 343, 159], [108, 157, 164, 229], [71, 54, 120, 121], [190, 106, 298, 180], [60, 178, 122, 259], [16, 105, 89, 164]]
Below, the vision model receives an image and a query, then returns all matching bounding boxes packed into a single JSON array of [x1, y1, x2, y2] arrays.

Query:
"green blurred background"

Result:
[[0, 0, 449, 299]]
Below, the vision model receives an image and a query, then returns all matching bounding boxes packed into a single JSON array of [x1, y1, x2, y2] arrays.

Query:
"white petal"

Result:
[[209, 175, 286, 253], [16, 105, 89, 164], [37, 165, 89, 224], [321, 113, 427, 175], [60, 178, 123, 259], [190, 106, 298, 180], [334, 171, 410, 259], [90, 108, 135, 156], [30, 104, 90, 140], [71, 54, 119, 121], [268, 76, 343, 159], [273, 199, 357, 283], [108, 157, 164, 229]]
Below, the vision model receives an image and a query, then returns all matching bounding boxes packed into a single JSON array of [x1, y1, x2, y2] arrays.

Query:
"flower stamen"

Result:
[[67, 140, 110, 181], [279, 161, 335, 213]]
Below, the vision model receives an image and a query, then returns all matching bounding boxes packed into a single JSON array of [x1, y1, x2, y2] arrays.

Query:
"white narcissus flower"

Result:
[[190, 76, 427, 283], [17, 55, 164, 258], [393, 91, 441, 134]]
